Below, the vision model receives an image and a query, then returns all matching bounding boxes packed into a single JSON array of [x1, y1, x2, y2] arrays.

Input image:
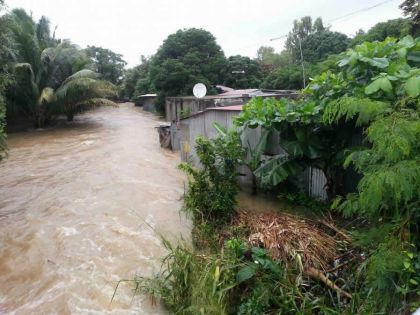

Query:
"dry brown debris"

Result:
[[236, 211, 345, 271]]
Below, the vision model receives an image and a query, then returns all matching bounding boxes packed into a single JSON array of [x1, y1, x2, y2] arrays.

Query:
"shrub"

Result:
[[179, 130, 244, 225]]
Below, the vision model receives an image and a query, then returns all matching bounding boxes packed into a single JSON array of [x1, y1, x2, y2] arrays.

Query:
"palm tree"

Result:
[[55, 69, 117, 121], [7, 9, 116, 127], [0, 0, 15, 160]]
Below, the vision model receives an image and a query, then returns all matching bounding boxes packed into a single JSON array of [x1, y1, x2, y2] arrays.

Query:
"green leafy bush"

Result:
[[179, 130, 244, 225], [234, 35, 420, 313]]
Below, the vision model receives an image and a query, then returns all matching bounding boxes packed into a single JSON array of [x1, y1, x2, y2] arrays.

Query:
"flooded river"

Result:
[[0, 103, 190, 314]]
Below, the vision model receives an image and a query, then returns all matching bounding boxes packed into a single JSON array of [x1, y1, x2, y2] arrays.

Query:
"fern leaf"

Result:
[[323, 96, 390, 126]]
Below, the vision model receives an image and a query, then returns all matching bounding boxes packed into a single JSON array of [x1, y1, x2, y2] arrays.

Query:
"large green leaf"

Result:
[[407, 51, 420, 64], [247, 129, 270, 171], [236, 265, 256, 283], [254, 155, 303, 187], [281, 140, 303, 157], [213, 122, 227, 137], [404, 76, 420, 98], [398, 35, 415, 49], [365, 77, 392, 95], [368, 58, 389, 69]]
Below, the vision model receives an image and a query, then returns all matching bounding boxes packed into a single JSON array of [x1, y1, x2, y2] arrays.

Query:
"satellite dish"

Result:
[[193, 83, 207, 99]]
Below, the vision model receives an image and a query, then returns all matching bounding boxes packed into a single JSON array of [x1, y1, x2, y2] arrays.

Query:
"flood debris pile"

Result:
[[236, 211, 354, 300], [237, 211, 339, 270]]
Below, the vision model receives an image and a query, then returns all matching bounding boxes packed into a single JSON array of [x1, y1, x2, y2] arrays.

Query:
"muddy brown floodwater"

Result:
[[0, 103, 190, 314]]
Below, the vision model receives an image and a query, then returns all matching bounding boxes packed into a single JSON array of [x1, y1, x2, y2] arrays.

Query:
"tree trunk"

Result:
[[251, 174, 258, 195]]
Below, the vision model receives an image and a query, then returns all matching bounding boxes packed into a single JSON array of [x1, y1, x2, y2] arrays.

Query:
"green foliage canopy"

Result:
[[351, 18, 413, 46], [5, 9, 117, 127], [85, 45, 127, 85], [150, 28, 226, 111], [223, 55, 262, 89], [236, 36, 420, 312]]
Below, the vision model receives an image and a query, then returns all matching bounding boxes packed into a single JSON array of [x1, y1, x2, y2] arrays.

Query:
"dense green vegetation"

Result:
[[0, 0, 13, 159], [1, 0, 419, 313], [132, 35, 420, 314], [238, 35, 420, 312], [222, 55, 263, 89], [150, 28, 226, 111], [123, 10, 418, 115], [0, 2, 123, 140], [350, 18, 412, 46], [85, 46, 127, 85], [115, 7, 420, 313]]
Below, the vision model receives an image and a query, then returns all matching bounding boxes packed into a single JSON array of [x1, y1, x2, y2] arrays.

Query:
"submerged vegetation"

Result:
[[0, 1, 123, 153]]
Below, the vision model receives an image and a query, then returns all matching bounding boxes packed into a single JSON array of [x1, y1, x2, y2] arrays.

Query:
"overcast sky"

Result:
[[5, 0, 403, 67]]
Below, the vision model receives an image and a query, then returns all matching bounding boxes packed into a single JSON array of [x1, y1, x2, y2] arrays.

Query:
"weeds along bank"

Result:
[[131, 35, 420, 314]]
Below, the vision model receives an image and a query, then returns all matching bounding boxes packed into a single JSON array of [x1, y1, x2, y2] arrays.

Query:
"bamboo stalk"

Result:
[[305, 267, 352, 299]]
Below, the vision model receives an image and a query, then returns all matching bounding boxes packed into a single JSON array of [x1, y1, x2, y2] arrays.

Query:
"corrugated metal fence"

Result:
[[179, 109, 329, 200]]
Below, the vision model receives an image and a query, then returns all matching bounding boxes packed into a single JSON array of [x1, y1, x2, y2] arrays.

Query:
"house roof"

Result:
[[218, 89, 259, 97], [138, 94, 157, 98], [180, 105, 244, 120], [207, 105, 243, 111], [216, 85, 235, 93]]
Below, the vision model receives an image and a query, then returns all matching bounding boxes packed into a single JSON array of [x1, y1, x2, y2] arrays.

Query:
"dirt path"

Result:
[[0, 103, 189, 314]]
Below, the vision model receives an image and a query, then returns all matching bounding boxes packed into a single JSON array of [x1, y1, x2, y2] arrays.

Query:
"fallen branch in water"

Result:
[[305, 267, 352, 299]]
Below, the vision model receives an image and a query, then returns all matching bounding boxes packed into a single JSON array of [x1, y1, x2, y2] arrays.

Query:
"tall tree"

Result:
[[150, 28, 226, 112], [122, 66, 141, 99], [132, 55, 153, 98], [85, 46, 127, 85], [300, 30, 349, 63], [286, 16, 349, 63], [256, 47, 291, 74], [223, 55, 262, 89], [312, 17, 325, 32], [285, 16, 314, 56], [351, 18, 412, 46], [36, 16, 59, 50], [6, 9, 116, 126], [0, 0, 15, 160], [399, 0, 419, 36]]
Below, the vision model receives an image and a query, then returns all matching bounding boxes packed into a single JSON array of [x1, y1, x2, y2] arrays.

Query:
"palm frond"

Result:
[[41, 44, 91, 89], [60, 69, 99, 86], [12, 62, 39, 109], [37, 87, 55, 106], [323, 96, 391, 126], [55, 75, 117, 118]]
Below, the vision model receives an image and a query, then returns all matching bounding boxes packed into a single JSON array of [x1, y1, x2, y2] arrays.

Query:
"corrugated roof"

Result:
[[181, 105, 244, 120], [208, 105, 243, 111], [218, 89, 259, 96]]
